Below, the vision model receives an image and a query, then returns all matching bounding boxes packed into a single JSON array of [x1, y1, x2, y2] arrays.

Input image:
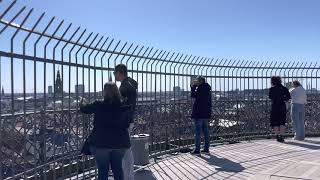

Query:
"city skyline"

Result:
[[1, 0, 320, 94]]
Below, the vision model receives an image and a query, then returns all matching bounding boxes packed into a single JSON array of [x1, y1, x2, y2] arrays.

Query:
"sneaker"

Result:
[[190, 150, 200, 155], [292, 136, 297, 140], [201, 149, 210, 154], [293, 137, 304, 141]]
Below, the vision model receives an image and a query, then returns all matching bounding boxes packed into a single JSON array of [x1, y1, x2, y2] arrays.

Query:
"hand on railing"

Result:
[[79, 97, 88, 107]]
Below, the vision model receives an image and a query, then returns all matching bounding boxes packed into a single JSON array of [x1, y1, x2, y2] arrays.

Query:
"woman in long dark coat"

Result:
[[269, 76, 291, 142]]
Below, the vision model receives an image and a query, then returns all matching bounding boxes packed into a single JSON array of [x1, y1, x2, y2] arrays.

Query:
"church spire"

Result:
[[55, 70, 63, 96]]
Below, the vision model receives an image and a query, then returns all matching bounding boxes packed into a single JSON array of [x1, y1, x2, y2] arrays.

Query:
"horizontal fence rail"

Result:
[[1, 0, 320, 179]]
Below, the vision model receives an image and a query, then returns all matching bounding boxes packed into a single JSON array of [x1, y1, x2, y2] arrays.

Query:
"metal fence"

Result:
[[1, 0, 320, 179]]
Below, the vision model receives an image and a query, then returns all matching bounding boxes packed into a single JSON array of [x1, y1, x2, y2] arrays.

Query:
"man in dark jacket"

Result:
[[191, 76, 212, 155], [114, 64, 138, 180]]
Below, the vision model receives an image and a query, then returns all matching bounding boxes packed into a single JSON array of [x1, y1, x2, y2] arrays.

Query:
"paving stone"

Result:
[[135, 138, 320, 180]]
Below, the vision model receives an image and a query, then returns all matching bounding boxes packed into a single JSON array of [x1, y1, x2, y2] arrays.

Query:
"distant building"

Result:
[[1, 86, 4, 97], [54, 70, 63, 96], [75, 84, 85, 95], [48, 86, 53, 94], [137, 97, 158, 105]]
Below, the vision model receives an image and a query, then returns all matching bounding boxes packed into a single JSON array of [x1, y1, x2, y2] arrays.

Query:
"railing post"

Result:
[[0, 55, 2, 180], [39, 108, 46, 179], [40, 109, 45, 162]]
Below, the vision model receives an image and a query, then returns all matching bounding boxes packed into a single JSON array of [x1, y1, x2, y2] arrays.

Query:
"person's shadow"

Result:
[[199, 154, 245, 173], [304, 139, 320, 145], [285, 140, 320, 150], [134, 169, 157, 180]]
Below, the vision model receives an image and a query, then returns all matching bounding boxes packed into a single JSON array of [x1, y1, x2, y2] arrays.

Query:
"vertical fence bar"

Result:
[[107, 40, 120, 82], [0, 55, 2, 180], [98, 37, 110, 92], [113, 42, 128, 69], [42, 19, 65, 180], [103, 38, 114, 83], [94, 38, 108, 98], [255, 62, 265, 135], [21, 12, 45, 178], [153, 51, 170, 154], [72, 28, 87, 179], [147, 50, 163, 153], [10, 7, 31, 177], [172, 54, 183, 150], [0, 7, 10, 180], [177, 54, 191, 148], [78, 32, 93, 177], [161, 52, 174, 152], [51, 20, 68, 179]]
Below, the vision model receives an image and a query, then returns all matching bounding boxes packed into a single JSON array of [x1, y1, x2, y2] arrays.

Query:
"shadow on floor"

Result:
[[199, 154, 245, 173], [285, 141, 320, 150], [304, 139, 320, 145], [134, 169, 157, 180]]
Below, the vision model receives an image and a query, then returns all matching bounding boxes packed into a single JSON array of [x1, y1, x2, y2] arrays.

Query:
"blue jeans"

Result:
[[194, 119, 209, 151], [291, 103, 305, 140], [90, 146, 127, 180]]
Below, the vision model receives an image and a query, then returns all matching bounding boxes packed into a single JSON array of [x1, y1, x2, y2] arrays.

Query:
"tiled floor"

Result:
[[134, 138, 320, 180]]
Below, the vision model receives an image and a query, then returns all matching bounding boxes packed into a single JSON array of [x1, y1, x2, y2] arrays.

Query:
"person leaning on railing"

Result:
[[114, 64, 138, 180], [80, 83, 131, 180], [269, 76, 291, 143], [289, 80, 307, 141], [190, 76, 212, 155]]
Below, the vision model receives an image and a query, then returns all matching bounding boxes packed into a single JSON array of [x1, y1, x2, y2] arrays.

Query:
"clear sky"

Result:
[[0, 0, 320, 93], [12, 0, 320, 60]]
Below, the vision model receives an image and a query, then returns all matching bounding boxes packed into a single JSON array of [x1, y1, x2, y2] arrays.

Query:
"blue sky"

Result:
[[14, 0, 320, 60], [0, 0, 320, 93]]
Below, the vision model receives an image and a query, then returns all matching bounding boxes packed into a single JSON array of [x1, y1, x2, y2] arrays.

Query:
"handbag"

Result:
[[80, 135, 92, 155]]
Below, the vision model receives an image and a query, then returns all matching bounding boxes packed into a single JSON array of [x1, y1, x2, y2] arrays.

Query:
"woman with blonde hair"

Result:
[[80, 82, 131, 180]]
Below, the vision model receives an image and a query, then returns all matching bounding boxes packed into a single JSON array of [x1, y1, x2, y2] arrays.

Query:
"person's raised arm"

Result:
[[80, 98, 97, 114], [283, 88, 291, 102]]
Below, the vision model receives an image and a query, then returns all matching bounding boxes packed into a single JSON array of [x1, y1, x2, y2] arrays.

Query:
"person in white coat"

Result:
[[289, 80, 307, 141]]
